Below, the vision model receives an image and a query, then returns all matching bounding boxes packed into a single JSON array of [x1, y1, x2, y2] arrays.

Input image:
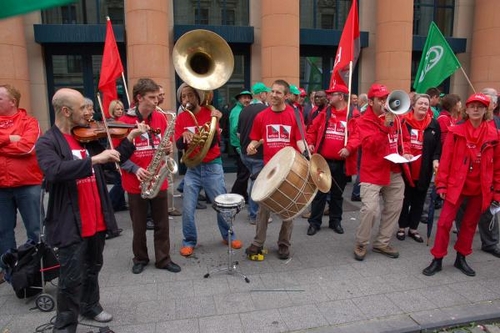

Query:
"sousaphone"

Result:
[[172, 29, 234, 168]]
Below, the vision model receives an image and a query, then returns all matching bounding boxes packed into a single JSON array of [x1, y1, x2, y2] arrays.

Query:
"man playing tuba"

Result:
[[174, 83, 243, 257]]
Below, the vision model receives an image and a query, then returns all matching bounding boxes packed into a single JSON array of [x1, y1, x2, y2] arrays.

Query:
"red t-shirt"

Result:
[[408, 128, 424, 180], [64, 134, 106, 237], [174, 106, 221, 163], [249, 105, 302, 164], [319, 108, 348, 160], [118, 110, 169, 194]]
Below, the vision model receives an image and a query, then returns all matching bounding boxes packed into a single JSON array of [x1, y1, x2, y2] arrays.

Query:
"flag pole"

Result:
[[460, 67, 476, 93], [121, 72, 131, 107], [344, 61, 353, 146]]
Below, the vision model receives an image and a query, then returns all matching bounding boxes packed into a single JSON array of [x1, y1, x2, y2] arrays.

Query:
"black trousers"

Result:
[[398, 181, 429, 230], [230, 152, 250, 202], [53, 232, 105, 333], [308, 160, 347, 228]]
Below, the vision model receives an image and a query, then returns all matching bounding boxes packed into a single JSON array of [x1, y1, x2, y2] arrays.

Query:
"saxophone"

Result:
[[140, 112, 178, 199]]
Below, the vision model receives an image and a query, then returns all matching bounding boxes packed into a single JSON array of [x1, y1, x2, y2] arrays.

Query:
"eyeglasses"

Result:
[[467, 104, 486, 110]]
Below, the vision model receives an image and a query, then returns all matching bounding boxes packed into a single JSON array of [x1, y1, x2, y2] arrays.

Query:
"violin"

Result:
[[72, 120, 159, 143]]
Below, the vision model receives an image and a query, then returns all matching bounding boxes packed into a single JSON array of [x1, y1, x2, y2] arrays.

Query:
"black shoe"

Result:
[[482, 247, 500, 258], [396, 229, 406, 241], [454, 253, 476, 276], [408, 231, 424, 243], [434, 201, 443, 210], [196, 201, 207, 209], [162, 262, 181, 273], [106, 228, 123, 240], [132, 263, 146, 274], [198, 194, 206, 201], [329, 223, 344, 234], [422, 258, 442, 276], [307, 225, 319, 236], [277, 245, 290, 260], [114, 206, 128, 212], [146, 218, 155, 230], [351, 195, 361, 202]]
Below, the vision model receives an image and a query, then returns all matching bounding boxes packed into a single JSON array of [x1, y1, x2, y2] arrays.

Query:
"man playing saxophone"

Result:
[[174, 82, 243, 257], [117, 78, 181, 275]]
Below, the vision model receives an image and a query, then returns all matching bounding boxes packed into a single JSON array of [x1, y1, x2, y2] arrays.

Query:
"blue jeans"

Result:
[[181, 163, 232, 247], [240, 154, 264, 220], [0, 185, 41, 256]]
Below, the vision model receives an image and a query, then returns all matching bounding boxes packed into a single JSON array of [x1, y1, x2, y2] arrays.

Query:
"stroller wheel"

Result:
[[35, 293, 55, 312]]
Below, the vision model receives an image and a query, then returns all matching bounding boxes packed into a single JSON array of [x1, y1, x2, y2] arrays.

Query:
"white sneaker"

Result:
[[94, 310, 113, 323]]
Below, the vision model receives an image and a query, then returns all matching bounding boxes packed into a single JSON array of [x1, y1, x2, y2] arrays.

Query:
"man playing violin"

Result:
[[35, 88, 148, 332], [117, 78, 181, 275]]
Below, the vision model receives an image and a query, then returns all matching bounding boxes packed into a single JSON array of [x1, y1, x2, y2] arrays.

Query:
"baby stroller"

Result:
[[1, 181, 60, 312]]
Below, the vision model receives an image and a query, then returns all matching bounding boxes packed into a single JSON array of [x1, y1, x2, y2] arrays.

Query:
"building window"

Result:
[[321, 14, 334, 30], [42, 0, 125, 24], [195, 8, 209, 25], [61, 5, 77, 24], [174, 0, 248, 26], [222, 9, 235, 25], [300, 0, 353, 30], [414, 0, 455, 36]]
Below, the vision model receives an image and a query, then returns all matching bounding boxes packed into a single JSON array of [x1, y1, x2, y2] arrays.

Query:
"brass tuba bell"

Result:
[[172, 29, 234, 168]]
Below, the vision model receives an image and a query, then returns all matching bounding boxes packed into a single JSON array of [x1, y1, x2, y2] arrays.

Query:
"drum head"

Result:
[[310, 154, 332, 193], [214, 193, 245, 208], [251, 147, 297, 202]]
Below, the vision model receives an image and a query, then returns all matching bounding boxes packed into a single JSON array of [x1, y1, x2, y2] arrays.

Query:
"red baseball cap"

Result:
[[367, 84, 390, 99], [325, 84, 349, 94], [299, 88, 307, 97], [465, 93, 490, 108]]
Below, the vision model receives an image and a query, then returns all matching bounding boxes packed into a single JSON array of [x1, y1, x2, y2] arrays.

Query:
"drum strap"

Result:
[[292, 105, 310, 158]]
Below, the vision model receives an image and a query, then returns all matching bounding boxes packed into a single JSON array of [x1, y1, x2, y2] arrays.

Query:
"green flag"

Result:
[[413, 22, 461, 93], [0, 0, 76, 20]]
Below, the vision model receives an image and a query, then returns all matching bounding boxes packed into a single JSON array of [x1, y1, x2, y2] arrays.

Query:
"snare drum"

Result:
[[213, 193, 245, 214], [251, 147, 318, 220]]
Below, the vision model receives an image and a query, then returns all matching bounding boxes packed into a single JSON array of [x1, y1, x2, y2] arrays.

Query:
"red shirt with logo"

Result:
[[118, 110, 169, 194], [249, 105, 302, 164], [174, 106, 221, 163], [63, 134, 106, 237]]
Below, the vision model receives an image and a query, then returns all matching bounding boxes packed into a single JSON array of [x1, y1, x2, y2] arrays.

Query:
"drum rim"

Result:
[[214, 193, 245, 207], [251, 147, 298, 201]]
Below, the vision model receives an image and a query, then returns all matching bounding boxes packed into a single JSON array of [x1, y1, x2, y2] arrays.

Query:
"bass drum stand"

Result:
[[204, 194, 250, 283]]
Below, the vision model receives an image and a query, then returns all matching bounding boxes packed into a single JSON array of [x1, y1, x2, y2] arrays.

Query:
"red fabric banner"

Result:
[[329, 0, 360, 89], [98, 18, 124, 118]]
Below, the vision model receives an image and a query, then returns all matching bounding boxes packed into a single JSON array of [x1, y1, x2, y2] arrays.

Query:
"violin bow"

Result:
[[97, 93, 122, 175]]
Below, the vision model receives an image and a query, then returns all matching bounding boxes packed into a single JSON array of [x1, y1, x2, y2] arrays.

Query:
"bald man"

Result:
[[35, 88, 148, 332]]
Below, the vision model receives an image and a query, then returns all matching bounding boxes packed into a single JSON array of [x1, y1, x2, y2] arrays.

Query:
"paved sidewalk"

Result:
[[1, 173, 499, 333]]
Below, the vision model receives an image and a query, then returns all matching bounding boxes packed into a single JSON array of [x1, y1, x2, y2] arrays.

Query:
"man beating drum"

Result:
[[245, 79, 307, 260]]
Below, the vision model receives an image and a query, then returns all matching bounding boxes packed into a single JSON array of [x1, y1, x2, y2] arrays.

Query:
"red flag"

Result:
[[98, 17, 124, 118], [329, 0, 360, 89]]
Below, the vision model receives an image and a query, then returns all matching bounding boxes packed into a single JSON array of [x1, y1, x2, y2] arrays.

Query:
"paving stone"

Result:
[[1, 173, 500, 333]]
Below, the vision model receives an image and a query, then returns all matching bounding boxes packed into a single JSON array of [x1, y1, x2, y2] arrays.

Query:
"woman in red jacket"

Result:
[[423, 93, 500, 277]]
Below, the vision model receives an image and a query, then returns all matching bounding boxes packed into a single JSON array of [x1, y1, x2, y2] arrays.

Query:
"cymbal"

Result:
[[310, 154, 332, 193]]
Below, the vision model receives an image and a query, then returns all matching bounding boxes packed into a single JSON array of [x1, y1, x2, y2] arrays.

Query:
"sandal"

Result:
[[408, 231, 424, 243], [396, 229, 406, 241]]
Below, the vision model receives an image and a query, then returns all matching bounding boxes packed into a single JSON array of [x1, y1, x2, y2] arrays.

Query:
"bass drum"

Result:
[[251, 147, 318, 220]]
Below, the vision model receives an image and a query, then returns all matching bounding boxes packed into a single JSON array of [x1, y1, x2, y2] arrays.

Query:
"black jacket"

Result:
[[404, 118, 442, 191], [35, 126, 135, 248]]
